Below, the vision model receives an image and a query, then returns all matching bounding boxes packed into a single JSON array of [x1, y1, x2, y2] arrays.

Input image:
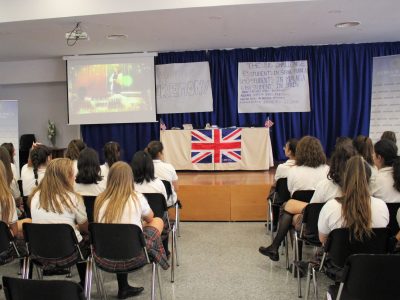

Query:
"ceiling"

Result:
[[0, 0, 399, 61]]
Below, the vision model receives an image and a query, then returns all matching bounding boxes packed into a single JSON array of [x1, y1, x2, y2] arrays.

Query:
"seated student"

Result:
[[29, 158, 88, 287], [286, 136, 329, 196], [0, 147, 21, 204], [21, 144, 51, 197], [74, 148, 106, 196], [100, 141, 120, 182], [259, 141, 355, 261], [370, 139, 400, 203], [1, 142, 18, 180], [94, 162, 168, 299], [381, 130, 397, 144], [65, 139, 86, 177], [318, 155, 389, 244], [146, 141, 178, 207], [274, 138, 298, 181], [0, 160, 19, 237]]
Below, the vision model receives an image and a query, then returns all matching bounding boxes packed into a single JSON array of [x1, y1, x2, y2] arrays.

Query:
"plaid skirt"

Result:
[[161, 213, 172, 241], [30, 234, 90, 270], [93, 226, 169, 273]]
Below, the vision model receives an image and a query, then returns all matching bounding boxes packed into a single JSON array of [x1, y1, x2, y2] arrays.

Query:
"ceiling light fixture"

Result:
[[334, 21, 361, 28]]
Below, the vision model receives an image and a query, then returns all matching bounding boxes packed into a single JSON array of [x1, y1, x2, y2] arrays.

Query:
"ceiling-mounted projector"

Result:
[[65, 31, 89, 40]]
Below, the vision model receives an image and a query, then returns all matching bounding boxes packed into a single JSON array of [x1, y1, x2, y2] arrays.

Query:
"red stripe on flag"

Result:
[[191, 131, 208, 142], [223, 129, 241, 141], [192, 152, 211, 163], [228, 151, 241, 160]]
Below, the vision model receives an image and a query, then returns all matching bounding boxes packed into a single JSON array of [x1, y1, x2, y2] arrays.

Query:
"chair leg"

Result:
[[269, 203, 274, 240], [305, 264, 312, 300], [156, 264, 163, 300], [151, 263, 156, 300], [174, 226, 179, 266], [66, 267, 72, 278], [312, 267, 318, 300], [336, 283, 344, 300], [22, 257, 28, 279], [92, 261, 102, 297], [85, 257, 92, 300], [175, 202, 181, 238], [295, 235, 301, 298], [285, 235, 289, 270], [97, 267, 107, 300], [36, 266, 43, 280], [171, 227, 175, 283]]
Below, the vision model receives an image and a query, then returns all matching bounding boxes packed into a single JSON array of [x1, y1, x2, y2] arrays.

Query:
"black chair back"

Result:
[[0, 221, 14, 253], [292, 190, 315, 203], [325, 228, 391, 269], [89, 223, 146, 260], [143, 193, 168, 218], [275, 178, 290, 204], [161, 180, 173, 200], [301, 203, 325, 244], [386, 202, 400, 237], [2, 276, 85, 300], [23, 223, 78, 258], [82, 195, 96, 223], [22, 196, 31, 218], [338, 254, 400, 300]]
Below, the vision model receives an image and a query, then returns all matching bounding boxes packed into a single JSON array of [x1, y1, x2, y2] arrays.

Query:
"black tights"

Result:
[[269, 210, 294, 251], [117, 273, 129, 290]]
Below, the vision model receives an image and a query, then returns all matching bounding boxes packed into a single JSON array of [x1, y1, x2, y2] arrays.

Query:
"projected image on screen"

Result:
[[66, 55, 157, 125]]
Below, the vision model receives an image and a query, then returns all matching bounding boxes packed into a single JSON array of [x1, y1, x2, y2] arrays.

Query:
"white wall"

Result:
[[0, 58, 79, 148], [0, 82, 80, 148]]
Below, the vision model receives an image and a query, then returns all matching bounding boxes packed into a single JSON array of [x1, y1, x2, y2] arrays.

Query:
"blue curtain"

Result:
[[82, 42, 400, 162]]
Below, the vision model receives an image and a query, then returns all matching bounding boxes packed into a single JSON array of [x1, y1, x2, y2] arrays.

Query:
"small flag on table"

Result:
[[265, 117, 274, 128], [160, 118, 167, 130]]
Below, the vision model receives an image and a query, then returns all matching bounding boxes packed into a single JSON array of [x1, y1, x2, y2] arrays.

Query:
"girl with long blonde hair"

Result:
[[0, 160, 18, 236], [29, 158, 88, 286], [94, 161, 167, 299], [318, 155, 389, 244]]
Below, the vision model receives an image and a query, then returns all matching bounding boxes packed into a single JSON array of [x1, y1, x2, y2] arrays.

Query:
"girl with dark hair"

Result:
[[286, 136, 329, 195], [274, 138, 298, 181], [371, 139, 400, 203], [381, 131, 397, 144], [75, 148, 106, 196], [131, 151, 167, 201], [21, 144, 51, 197], [353, 135, 375, 166], [100, 141, 120, 180], [65, 139, 86, 176], [146, 140, 178, 206], [318, 156, 389, 244], [259, 141, 356, 261]]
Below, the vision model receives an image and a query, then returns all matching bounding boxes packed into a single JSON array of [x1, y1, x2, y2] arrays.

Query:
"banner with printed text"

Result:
[[156, 62, 213, 114], [238, 61, 310, 113]]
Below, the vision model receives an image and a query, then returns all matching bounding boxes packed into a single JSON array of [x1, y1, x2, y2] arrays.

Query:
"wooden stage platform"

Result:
[[176, 170, 275, 221]]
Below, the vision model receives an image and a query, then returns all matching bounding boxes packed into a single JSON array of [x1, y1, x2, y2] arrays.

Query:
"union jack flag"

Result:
[[191, 129, 242, 164]]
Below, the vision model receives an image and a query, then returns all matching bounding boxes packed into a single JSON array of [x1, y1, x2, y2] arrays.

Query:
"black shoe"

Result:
[[118, 286, 144, 299], [259, 246, 279, 261]]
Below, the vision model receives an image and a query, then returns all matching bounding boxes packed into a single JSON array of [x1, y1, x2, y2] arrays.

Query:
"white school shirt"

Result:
[[310, 178, 342, 204], [11, 163, 19, 180], [74, 178, 107, 197], [134, 178, 168, 204], [287, 165, 329, 196], [318, 197, 389, 236], [72, 160, 78, 177], [21, 164, 46, 197], [370, 167, 400, 203], [97, 193, 151, 230], [0, 196, 18, 224], [100, 163, 110, 182], [274, 159, 296, 181], [30, 191, 88, 242], [153, 159, 178, 206]]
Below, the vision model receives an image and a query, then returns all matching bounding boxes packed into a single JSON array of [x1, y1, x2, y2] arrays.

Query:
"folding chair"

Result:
[[304, 227, 392, 300], [22, 223, 89, 296], [330, 254, 400, 300], [143, 193, 179, 283], [385, 202, 400, 237], [161, 180, 181, 237], [293, 203, 325, 298], [266, 178, 290, 238], [87, 223, 163, 300], [2, 276, 85, 300]]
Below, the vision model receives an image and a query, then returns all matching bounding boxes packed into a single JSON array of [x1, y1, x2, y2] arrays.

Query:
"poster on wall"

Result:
[[370, 54, 400, 146], [238, 60, 310, 113], [0, 100, 19, 175], [156, 62, 213, 114]]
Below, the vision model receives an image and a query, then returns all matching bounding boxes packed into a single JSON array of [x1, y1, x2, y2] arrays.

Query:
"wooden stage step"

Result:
[[176, 170, 275, 221]]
